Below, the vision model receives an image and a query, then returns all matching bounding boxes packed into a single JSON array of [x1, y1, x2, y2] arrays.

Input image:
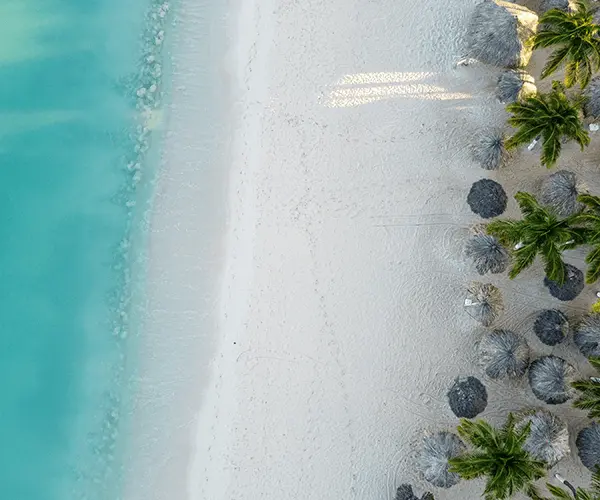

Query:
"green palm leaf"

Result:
[[487, 192, 583, 283], [449, 415, 546, 500], [532, 0, 600, 89], [505, 87, 588, 168], [572, 357, 600, 419]]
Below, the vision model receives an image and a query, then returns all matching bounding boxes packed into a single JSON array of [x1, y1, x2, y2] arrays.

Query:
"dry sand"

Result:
[[127, 0, 600, 498]]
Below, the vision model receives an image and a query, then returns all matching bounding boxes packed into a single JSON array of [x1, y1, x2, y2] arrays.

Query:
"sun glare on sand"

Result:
[[323, 71, 471, 107]]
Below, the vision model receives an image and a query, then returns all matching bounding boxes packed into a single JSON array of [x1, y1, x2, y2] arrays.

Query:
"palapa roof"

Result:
[[574, 313, 600, 357], [533, 309, 569, 346], [516, 410, 570, 466], [584, 76, 600, 118], [544, 263, 584, 301], [577, 422, 600, 471], [539, 170, 582, 217], [539, 0, 578, 14], [496, 70, 537, 103], [478, 329, 530, 379], [528, 355, 575, 405], [418, 432, 465, 488], [472, 130, 508, 170], [465, 0, 538, 68], [395, 485, 434, 500], [447, 376, 488, 418], [465, 234, 509, 275], [464, 282, 504, 326], [467, 179, 508, 218]]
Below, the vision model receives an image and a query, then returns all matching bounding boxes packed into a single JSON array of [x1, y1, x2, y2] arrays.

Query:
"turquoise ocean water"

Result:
[[0, 1, 170, 498]]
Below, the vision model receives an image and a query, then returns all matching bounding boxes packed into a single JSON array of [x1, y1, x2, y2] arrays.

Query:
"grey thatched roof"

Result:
[[575, 313, 600, 357], [496, 70, 536, 103], [539, 170, 582, 217], [516, 410, 570, 467], [544, 264, 584, 301], [465, 234, 509, 275], [464, 282, 504, 326], [472, 130, 508, 170], [529, 356, 575, 405], [465, 0, 538, 68], [539, 0, 577, 14], [467, 179, 508, 218], [479, 329, 530, 379], [447, 376, 488, 418], [418, 432, 465, 488], [533, 309, 569, 346], [577, 422, 600, 471], [584, 76, 600, 118], [395, 485, 434, 500]]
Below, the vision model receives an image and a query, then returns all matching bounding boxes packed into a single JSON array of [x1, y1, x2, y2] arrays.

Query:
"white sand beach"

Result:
[[126, 0, 600, 499]]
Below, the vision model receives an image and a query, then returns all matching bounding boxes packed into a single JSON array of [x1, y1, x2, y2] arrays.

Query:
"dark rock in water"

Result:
[[529, 355, 575, 404], [577, 422, 600, 471], [447, 376, 488, 418], [533, 309, 569, 346], [574, 314, 600, 357], [467, 179, 508, 219], [479, 329, 530, 379], [544, 264, 584, 301], [539, 170, 582, 217], [465, 234, 509, 275], [516, 410, 570, 466], [418, 432, 465, 488]]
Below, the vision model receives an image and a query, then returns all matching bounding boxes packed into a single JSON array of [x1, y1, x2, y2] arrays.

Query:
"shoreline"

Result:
[[128, 0, 599, 498], [122, 0, 232, 498]]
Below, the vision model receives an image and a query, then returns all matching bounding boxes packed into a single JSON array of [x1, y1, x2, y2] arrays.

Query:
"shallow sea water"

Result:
[[0, 0, 170, 498]]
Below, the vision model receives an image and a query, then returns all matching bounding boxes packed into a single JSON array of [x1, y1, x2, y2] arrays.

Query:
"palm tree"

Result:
[[448, 414, 547, 499], [531, 0, 600, 89], [575, 194, 600, 283], [547, 468, 600, 499], [505, 83, 589, 168], [486, 192, 586, 283], [572, 357, 600, 420]]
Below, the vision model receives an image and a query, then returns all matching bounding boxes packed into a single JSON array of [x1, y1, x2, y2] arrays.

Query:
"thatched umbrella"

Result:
[[472, 130, 508, 170], [465, 0, 538, 68], [539, 170, 582, 217], [576, 422, 600, 471], [585, 76, 600, 119], [395, 485, 434, 500], [478, 329, 530, 379], [496, 70, 536, 103], [539, 0, 577, 14], [544, 263, 584, 301], [533, 309, 569, 346], [516, 410, 570, 467], [465, 234, 510, 275], [464, 282, 504, 326], [447, 376, 488, 418], [528, 355, 575, 404], [418, 432, 465, 488], [574, 313, 600, 357], [467, 179, 508, 218]]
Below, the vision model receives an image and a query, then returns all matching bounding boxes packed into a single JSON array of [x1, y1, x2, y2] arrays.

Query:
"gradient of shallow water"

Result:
[[0, 0, 166, 498]]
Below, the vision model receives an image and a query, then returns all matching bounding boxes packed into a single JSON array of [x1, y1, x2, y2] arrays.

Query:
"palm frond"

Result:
[[506, 87, 588, 167], [450, 415, 546, 500]]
